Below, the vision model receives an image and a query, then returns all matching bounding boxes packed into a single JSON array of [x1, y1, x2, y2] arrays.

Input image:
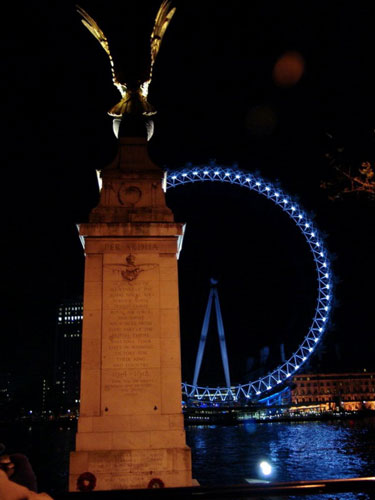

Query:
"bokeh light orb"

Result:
[[259, 460, 272, 477], [272, 51, 305, 87]]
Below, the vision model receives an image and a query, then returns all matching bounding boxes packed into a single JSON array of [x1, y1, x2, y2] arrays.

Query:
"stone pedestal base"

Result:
[[70, 446, 192, 490], [69, 222, 192, 491]]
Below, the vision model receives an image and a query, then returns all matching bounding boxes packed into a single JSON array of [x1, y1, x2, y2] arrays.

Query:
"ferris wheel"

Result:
[[166, 164, 333, 402]]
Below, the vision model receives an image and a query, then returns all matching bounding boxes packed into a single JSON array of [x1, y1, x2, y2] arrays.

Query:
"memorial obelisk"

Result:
[[69, 2, 193, 491]]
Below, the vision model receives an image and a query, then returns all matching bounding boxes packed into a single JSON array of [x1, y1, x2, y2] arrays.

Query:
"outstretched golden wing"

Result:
[[76, 2, 175, 118], [141, 0, 176, 97], [150, 0, 176, 69], [76, 5, 126, 97]]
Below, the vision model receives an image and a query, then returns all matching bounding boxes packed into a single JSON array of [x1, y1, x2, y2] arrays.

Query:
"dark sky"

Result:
[[1, 1, 374, 389]]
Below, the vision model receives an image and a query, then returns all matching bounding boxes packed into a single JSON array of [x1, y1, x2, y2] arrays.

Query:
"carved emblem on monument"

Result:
[[118, 185, 142, 206], [122, 254, 143, 281], [108, 254, 157, 281]]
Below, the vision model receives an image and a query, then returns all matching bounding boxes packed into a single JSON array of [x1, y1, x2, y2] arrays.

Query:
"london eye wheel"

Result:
[[166, 164, 333, 402]]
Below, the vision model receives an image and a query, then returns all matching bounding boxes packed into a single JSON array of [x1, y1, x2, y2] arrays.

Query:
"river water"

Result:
[[1, 418, 374, 498]]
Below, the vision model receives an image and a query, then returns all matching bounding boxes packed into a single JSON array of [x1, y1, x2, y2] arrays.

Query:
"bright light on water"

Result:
[[259, 460, 272, 476], [185, 420, 375, 492]]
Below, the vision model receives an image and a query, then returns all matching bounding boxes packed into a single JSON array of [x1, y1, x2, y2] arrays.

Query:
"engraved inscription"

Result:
[[104, 243, 121, 251], [86, 241, 179, 255], [103, 243, 159, 252], [102, 254, 160, 412], [90, 450, 168, 474]]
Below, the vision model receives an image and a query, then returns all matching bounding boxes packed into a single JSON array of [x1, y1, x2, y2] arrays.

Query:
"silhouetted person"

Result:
[[0, 446, 37, 492], [9, 454, 38, 492], [0, 468, 52, 500]]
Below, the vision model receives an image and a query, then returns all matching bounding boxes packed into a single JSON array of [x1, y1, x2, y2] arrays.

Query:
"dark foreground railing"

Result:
[[55, 477, 375, 499]]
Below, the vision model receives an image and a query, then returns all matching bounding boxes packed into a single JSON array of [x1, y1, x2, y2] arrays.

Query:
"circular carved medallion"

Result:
[[118, 185, 142, 206]]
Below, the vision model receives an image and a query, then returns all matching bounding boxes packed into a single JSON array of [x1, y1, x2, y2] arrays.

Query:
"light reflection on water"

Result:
[[1, 418, 374, 498], [186, 418, 375, 499]]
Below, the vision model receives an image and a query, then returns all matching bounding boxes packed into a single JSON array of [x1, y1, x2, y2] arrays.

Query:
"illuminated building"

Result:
[[54, 298, 83, 413], [0, 372, 46, 417], [291, 372, 375, 411], [0, 373, 11, 407]]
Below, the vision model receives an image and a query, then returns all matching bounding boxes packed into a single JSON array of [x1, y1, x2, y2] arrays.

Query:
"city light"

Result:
[[259, 461, 272, 476]]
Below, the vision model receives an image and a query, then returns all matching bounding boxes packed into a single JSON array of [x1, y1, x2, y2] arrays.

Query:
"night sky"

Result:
[[1, 1, 374, 393]]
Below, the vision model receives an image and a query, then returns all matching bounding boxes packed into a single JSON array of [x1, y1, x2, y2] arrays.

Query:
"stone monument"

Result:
[[69, 2, 193, 491]]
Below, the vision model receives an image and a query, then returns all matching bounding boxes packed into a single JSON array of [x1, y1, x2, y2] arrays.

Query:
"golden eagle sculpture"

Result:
[[76, 1, 176, 118]]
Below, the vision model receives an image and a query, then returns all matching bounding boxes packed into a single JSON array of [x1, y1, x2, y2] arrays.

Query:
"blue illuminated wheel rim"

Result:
[[166, 164, 333, 402]]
